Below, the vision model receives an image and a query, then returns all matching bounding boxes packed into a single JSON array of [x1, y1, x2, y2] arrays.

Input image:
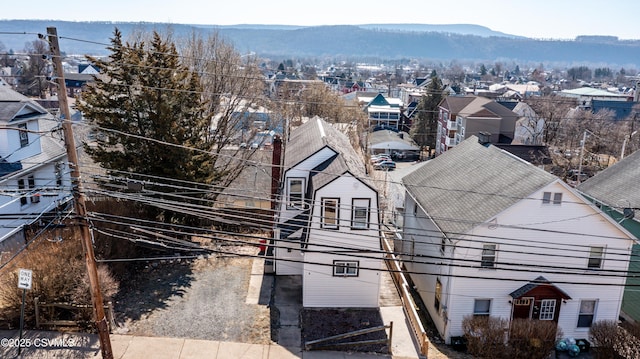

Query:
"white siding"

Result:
[[278, 147, 337, 222], [302, 174, 382, 307], [0, 162, 71, 239], [275, 246, 304, 275], [407, 181, 635, 343], [303, 252, 381, 307], [401, 194, 451, 337], [275, 146, 337, 274], [3, 120, 42, 162]]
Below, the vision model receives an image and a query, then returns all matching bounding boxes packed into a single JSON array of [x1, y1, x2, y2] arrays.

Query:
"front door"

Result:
[[512, 297, 534, 319]]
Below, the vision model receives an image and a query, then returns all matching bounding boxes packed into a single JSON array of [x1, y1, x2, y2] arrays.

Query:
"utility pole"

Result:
[[577, 130, 587, 185], [46, 27, 113, 359]]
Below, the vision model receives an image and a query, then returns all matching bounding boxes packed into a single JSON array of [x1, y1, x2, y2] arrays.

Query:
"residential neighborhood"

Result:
[[1, 15, 640, 359]]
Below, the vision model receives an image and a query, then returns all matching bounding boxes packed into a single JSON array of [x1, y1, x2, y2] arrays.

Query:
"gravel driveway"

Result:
[[115, 246, 271, 344]]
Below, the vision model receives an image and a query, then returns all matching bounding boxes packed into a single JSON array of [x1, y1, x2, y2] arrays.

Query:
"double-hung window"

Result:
[[351, 198, 370, 229], [481, 244, 497, 268], [578, 300, 597, 327], [587, 246, 604, 269], [18, 179, 27, 206], [28, 175, 39, 203], [322, 198, 339, 229], [333, 261, 358, 277], [287, 178, 305, 209]]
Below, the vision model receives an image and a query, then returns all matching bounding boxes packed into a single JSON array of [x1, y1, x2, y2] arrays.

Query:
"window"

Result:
[[55, 162, 63, 187], [554, 193, 563, 204], [578, 300, 597, 327], [287, 178, 304, 209], [435, 279, 442, 311], [481, 244, 497, 268], [322, 198, 339, 228], [18, 123, 28, 147], [473, 299, 491, 316], [351, 199, 370, 229], [539, 299, 556, 320], [542, 192, 563, 205], [588, 247, 604, 269], [28, 175, 39, 203], [333, 261, 358, 277], [18, 179, 27, 206]]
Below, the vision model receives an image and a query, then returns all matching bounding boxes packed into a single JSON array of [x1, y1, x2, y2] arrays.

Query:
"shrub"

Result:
[[462, 315, 508, 358], [508, 319, 563, 359], [621, 320, 640, 341], [604, 321, 640, 359], [0, 234, 118, 330], [589, 320, 620, 359]]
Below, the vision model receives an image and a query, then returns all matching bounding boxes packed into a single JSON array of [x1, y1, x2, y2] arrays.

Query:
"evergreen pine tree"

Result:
[[79, 29, 212, 223], [410, 76, 444, 154]]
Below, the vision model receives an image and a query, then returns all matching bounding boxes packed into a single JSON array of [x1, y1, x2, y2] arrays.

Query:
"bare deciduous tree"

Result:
[[17, 39, 50, 97], [180, 31, 267, 198]]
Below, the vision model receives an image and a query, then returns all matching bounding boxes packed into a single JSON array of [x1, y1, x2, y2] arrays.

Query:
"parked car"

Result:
[[371, 158, 392, 166], [373, 160, 396, 170], [371, 153, 391, 159], [371, 154, 391, 163]]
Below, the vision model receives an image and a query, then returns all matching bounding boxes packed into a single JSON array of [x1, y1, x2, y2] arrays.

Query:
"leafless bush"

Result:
[[621, 320, 640, 340], [0, 236, 118, 329], [462, 315, 508, 358], [588, 320, 635, 359], [507, 319, 563, 359]]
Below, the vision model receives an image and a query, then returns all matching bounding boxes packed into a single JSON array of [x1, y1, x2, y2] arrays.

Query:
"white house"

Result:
[[577, 149, 640, 322], [400, 136, 636, 344], [275, 117, 382, 307], [0, 84, 71, 254]]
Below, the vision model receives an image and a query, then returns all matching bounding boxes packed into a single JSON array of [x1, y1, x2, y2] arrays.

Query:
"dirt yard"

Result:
[[301, 308, 388, 354], [113, 245, 271, 344]]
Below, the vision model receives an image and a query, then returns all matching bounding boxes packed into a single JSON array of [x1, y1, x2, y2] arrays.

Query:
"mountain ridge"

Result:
[[1, 20, 638, 67]]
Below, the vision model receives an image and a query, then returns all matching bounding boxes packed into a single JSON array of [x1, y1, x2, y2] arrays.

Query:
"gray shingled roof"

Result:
[[285, 117, 369, 187], [403, 136, 557, 235], [577, 149, 640, 209], [0, 84, 48, 122], [284, 117, 327, 168]]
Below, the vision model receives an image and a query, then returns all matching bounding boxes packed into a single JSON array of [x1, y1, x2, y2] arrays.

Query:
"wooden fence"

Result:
[[382, 231, 430, 357], [34, 297, 116, 331]]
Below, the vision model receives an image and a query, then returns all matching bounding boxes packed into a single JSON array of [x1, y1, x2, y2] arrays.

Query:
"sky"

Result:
[[2, 0, 639, 40]]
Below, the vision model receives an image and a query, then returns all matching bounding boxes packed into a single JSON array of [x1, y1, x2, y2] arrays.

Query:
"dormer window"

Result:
[[287, 178, 305, 209]]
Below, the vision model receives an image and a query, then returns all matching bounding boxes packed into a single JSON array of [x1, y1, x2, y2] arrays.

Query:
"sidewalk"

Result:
[[0, 259, 421, 359], [0, 330, 414, 359]]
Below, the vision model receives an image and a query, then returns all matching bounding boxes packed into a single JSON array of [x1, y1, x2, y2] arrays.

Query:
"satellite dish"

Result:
[[623, 208, 635, 220]]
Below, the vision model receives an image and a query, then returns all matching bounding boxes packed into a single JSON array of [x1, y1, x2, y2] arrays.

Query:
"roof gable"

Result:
[[403, 136, 556, 235], [368, 93, 390, 107]]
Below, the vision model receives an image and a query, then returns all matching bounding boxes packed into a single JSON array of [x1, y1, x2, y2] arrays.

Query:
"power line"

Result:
[[85, 209, 640, 278]]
